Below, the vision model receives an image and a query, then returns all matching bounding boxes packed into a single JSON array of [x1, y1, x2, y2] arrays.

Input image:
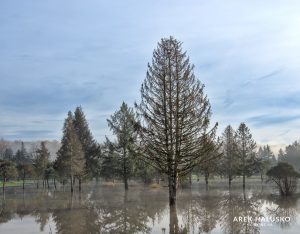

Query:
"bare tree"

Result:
[[135, 37, 217, 206], [0, 138, 8, 159]]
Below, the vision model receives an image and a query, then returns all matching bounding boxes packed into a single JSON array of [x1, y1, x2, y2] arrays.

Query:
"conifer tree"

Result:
[[235, 123, 258, 189], [257, 145, 276, 181], [56, 111, 85, 192], [220, 125, 239, 187], [15, 142, 33, 190], [73, 106, 101, 179], [34, 141, 50, 188], [100, 138, 118, 181], [135, 37, 217, 205], [278, 148, 286, 162], [107, 102, 137, 190], [0, 160, 17, 192]]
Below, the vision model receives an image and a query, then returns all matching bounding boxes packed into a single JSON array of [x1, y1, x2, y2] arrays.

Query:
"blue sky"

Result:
[[0, 0, 300, 153]]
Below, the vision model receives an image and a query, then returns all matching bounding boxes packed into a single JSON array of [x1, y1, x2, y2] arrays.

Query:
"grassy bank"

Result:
[[0, 180, 35, 187]]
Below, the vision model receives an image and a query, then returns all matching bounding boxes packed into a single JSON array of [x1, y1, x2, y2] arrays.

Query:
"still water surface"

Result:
[[0, 182, 300, 234]]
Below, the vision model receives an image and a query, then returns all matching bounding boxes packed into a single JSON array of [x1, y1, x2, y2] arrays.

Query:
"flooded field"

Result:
[[0, 181, 300, 234]]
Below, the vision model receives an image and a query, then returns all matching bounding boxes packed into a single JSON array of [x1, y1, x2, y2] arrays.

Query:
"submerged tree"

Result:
[[107, 102, 137, 190], [100, 138, 119, 182], [266, 162, 300, 196], [0, 160, 17, 193], [135, 37, 217, 206], [33, 141, 50, 189], [284, 141, 300, 172], [196, 138, 222, 188], [257, 145, 276, 182], [14, 142, 33, 190], [56, 111, 85, 193], [220, 125, 239, 187], [74, 106, 101, 180], [235, 123, 258, 189]]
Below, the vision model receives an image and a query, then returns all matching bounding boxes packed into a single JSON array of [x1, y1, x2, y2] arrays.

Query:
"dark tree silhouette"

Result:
[[266, 162, 300, 196], [136, 37, 217, 206]]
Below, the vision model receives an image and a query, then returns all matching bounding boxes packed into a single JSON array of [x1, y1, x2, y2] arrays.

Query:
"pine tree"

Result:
[[135, 37, 217, 206], [107, 102, 137, 190], [56, 111, 85, 192], [0, 160, 17, 192], [220, 125, 239, 187], [284, 141, 300, 171], [73, 106, 101, 179], [34, 141, 50, 189], [235, 123, 258, 189], [257, 145, 276, 181], [15, 142, 33, 190], [277, 148, 286, 162], [100, 138, 118, 181]]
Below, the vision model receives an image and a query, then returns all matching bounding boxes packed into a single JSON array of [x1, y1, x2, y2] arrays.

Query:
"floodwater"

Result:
[[0, 181, 300, 234]]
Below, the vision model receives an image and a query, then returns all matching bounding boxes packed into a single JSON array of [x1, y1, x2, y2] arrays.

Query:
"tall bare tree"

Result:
[[135, 37, 217, 206]]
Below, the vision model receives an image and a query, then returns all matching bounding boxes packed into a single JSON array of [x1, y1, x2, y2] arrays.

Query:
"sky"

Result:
[[0, 0, 300, 154]]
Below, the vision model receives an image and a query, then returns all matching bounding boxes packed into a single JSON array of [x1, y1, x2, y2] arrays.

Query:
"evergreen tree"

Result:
[[107, 102, 137, 190], [15, 142, 33, 190], [220, 125, 239, 187], [0, 160, 17, 192], [3, 148, 13, 161], [73, 106, 101, 179], [135, 37, 217, 206], [284, 141, 300, 172], [33, 141, 50, 188], [0, 139, 8, 160], [100, 139, 118, 181], [196, 138, 222, 188], [56, 111, 85, 192], [235, 123, 258, 189], [257, 145, 276, 181], [278, 148, 286, 162]]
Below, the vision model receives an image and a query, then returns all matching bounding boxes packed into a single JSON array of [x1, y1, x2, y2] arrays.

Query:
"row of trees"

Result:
[[1, 37, 299, 205]]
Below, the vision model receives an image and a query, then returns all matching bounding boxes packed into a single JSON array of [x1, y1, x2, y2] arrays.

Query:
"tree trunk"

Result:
[[123, 150, 128, 191], [79, 178, 82, 192], [169, 205, 179, 234], [70, 176, 74, 193], [168, 173, 177, 206], [47, 179, 50, 189], [36, 180, 39, 189], [229, 176, 232, 187], [205, 171, 209, 186], [54, 178, 57, 190], [22, 169, 25, 190], [2, 177, 5, 193], [189, 173, 192, 186], [243, 173, 245, 189]]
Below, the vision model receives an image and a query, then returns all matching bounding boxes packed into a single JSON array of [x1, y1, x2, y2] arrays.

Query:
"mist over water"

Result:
[[0, 181, 300, 234]]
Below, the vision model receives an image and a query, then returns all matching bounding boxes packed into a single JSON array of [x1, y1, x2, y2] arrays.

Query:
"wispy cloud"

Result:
[[0, 0, 300, 148], [248, 114, 300, 127]]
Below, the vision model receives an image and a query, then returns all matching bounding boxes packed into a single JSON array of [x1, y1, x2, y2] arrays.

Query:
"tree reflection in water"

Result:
[[0, 185, 300, 234], [265, 194, 300, 229]]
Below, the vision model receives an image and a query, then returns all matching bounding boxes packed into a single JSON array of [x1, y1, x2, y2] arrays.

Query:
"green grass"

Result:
[[0, 180, 35, 187]]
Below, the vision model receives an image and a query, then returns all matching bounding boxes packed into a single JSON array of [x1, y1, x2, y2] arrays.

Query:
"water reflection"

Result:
[[0, 184, 300, 234]]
